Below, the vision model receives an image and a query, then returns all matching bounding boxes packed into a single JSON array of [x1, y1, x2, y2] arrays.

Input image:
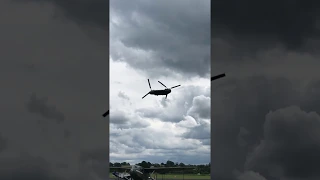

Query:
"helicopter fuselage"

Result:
[[142, 79, 180, 99], [149, 89, 171, 96]]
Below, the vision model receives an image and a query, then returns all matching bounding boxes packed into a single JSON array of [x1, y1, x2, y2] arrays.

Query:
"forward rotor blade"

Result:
[[211, 73, 226, 81], [170, 85, 181, 89], [142, 92, 149, 99], [148, 79, 152, 90], [158, 81, 167, 88]]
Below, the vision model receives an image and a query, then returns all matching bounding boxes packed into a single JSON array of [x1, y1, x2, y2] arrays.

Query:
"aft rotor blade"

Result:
[[148, 79, 152, 90], [142, 92, 149, 99], [102, 110, 109, 117], [170, 85, 181, 89], [158, 81, 167, 88], [211, 73, 226, 81]]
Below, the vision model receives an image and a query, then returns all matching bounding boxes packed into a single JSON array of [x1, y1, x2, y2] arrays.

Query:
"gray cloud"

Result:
[[182, 122, 210, 142], [108, 0, 211, 165], [245, 106, 320, 179], [63, 129, 71, 139], [212, 0, 320, 52], [187, 95, 211, 120], [0, 133, 7, 153], [211, 1, 320, 180], [160, 97, 170, 108], [235, 170, 267, 180], [79, 148, 109, 179], [2, 1, 109, 179], [14, 0, 108, 31], [0, 154, 59, 180], [237, 127, 250, 148], [26, 93, 65, 123], [18, 0, 211, 169], [110, 109, 150, 129], [118, 91, 130, 101], [110, 0, 210, 78], [80, 148, 108, 163], [137, 85, 210, 123], [211, 75, 309, 179], [211, 63, 320, 179]]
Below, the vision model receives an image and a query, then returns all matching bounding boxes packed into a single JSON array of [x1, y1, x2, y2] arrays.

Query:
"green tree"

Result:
[[179, 162, 185, 167], [114, 162, 121, 167], [138, 161, 151, 168], [166, 160, 174, 167]]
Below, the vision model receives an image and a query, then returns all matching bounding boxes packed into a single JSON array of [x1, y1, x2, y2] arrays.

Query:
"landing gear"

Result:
[[165, 95, 167, 99]]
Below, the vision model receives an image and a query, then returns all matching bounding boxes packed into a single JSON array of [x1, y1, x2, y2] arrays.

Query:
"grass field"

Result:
[[109, 173, 210, 179]]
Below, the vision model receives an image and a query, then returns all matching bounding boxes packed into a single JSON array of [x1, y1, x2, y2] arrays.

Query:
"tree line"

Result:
[[110, 160, 210, 174]]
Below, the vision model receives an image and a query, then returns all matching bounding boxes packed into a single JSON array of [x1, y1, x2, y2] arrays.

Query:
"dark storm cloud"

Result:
[[79, 148, 109, 179], [13, 0, 109, 48], [0, 154, 59, 180], [63, 129, 70, 139], [15, 0, 210, 76], [210, 76, 306, 179], [235, 170, 267, 180], [110, 0, 210, 78], [14, 0, 108, 31], [56, 162, 68, 169], [0, 133, 7, 153], [80, 148, 108, 163], [211, 80, 320, 178], [26, 93, 65, 123], [237, 127, 250, 147], [212, 0, 320, 51], [1, 0, 109, 179], [302, 79, 320, 113], [245, 106, 320, 179], [211, 1, 320, 180]]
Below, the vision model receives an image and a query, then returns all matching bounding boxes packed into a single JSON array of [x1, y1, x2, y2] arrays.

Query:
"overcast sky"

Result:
[[3, 0, 320, 180], [211, 1, 320, 180], [1, 0, 109, 179], [110, 0, 211, 165]]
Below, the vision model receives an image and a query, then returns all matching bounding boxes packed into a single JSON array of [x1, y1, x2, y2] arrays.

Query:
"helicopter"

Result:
[[142, 79, 181, 99], [110, 164, 195, 180], [102, 73, 226, 117]]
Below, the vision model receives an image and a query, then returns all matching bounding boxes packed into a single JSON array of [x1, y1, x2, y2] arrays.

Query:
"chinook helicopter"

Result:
[[102, 73, 226, 117], [142, 79, 181, 99]]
